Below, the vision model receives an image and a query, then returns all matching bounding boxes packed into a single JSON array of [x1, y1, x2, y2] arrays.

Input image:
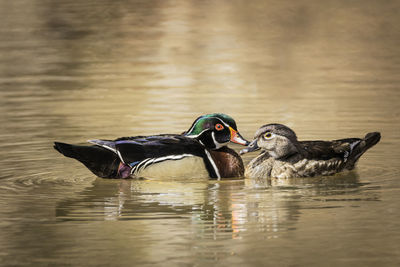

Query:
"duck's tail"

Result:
[[345, 132, 381, 169], [54, 142, 122, 178]]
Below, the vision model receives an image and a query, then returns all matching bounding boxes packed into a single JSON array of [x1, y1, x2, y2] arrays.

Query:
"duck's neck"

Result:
[[208, 146, 244, 178], [269, 141, 299, 160]]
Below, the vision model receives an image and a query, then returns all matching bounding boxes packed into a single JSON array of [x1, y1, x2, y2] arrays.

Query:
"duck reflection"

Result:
[[56, 171, 369, 241], [54, 172, 379, 263]]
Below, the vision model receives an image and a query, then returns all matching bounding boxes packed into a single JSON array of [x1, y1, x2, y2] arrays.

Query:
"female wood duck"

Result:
[[54, 113, 249, 179], [240, 123, 381, 179]]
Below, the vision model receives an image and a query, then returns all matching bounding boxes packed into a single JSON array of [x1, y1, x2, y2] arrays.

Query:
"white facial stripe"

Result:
[[204, 149, 221, 180], [211, 131, 229, 149], [214, 117, 230, 128], [211, 131, 219, 148], [185, 128, 209, 138]]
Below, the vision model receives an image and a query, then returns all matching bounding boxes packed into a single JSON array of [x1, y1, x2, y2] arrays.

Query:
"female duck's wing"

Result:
[[300, 132, 380, 170], [299, 138, 362, 161]]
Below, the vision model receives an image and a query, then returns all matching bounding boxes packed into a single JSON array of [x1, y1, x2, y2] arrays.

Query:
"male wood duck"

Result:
[[240, 123, 381, 179], [54, 113, 249, 179]]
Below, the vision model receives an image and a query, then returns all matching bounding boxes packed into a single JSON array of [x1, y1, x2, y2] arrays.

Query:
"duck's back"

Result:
[[96, 135, 220, 179]]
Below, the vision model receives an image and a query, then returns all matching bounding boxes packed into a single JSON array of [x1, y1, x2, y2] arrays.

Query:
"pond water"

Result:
[[0, 0, 400, 266]]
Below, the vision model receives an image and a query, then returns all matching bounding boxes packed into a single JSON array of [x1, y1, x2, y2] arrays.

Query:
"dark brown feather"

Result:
[[209, 147, 244, 178]]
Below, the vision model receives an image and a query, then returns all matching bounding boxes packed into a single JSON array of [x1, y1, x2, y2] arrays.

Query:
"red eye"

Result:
[[215, 123, 224, 131]]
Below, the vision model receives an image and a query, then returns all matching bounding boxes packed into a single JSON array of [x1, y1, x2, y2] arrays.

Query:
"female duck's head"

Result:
[[184, 113, 249, 149], [240, 123, 299, 158]]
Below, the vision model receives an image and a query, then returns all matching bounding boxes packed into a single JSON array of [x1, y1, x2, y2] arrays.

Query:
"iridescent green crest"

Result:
[[185, 113, 237, 136]]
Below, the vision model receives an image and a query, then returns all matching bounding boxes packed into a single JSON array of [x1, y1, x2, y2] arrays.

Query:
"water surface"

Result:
[[0, 0, 400, 266]]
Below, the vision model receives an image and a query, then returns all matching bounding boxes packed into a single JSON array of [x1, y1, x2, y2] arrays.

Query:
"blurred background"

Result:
[[0, 0, 399, 266]]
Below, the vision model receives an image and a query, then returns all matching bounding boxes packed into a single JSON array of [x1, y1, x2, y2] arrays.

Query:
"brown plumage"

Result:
[[241, 124, 381, 179], [209, 146, 245, 178]]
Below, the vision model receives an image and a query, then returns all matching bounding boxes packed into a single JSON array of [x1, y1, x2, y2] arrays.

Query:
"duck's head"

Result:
[[240, 123, 299, 159], [184, 113, 249, 149]]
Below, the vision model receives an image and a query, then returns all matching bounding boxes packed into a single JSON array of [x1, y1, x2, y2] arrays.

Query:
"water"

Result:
[[1, 0, 400, 266]]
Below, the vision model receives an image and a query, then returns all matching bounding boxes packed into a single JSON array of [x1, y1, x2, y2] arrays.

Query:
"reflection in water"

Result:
[[50, 174, 377, 264], [56, 172, 368, 236], [0, 0, 399, 266]]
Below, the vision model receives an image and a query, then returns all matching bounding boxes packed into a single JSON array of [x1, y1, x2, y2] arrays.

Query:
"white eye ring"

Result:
[[264, 132, 274, 139]]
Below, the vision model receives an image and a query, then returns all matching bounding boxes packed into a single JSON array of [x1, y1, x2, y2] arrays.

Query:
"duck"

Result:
[[240, 123, 381, 179], [54, 113, 249, 179]]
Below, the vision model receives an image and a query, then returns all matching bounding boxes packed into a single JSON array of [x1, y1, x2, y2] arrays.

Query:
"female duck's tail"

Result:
[[54, 142, 122, 178], [345, 132, 381, 169]]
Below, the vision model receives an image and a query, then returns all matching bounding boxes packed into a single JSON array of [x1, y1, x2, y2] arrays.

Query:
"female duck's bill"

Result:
[[239, 139, 259, 155]]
